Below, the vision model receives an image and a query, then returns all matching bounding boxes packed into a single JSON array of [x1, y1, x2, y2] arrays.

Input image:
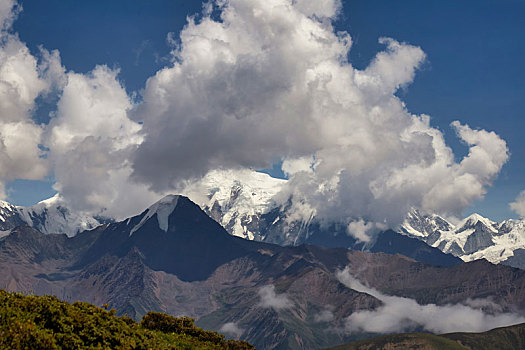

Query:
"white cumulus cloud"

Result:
[[347, 219, 386, 243], [45, 65, 162, 219], [0, 0, 511, 229], [126, 0, 508, 236], [0, 0, 62, 198]]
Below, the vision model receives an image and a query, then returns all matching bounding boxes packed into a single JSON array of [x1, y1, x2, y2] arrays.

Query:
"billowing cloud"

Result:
[[126, 0, 508, 236], [219, 322, 244, 339], [347, 219, 386, 243], [45, 66, 162, 219], [337, 268, 525, 334], [0, 0, 17, 30], [0, 0, 511, 230], [132, 0, 354, 190], [258, 285, 292, 310], [0, 0, 61, 198], [510, 191, 525, 218]]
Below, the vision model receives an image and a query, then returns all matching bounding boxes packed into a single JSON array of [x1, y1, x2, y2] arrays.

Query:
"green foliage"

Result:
[[0, 290, 255, 349], [444, 323, 525, 350], [141, 313, 200, 334], [141, 312, 254, 349]]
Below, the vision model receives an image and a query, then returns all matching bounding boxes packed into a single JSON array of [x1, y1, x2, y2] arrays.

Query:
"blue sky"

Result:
[[7, 0, 524, 221]]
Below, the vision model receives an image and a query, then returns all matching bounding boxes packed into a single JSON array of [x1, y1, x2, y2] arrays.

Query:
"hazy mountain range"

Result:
[[1, 194, 525, 349], [2, 170, 524, 269], [181, 170, 525, 269]]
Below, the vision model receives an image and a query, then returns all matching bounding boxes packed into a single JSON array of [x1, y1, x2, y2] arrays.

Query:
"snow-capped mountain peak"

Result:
[[456, 213, 498, 234], [180, 169, 286, 240], [0, 194, 107, 237], [0, 199, 16, 209], [401, 210, 525, 267], [0, 200, 17, 222], [402, 209, 454, 238], [130, 195, 180, 235]]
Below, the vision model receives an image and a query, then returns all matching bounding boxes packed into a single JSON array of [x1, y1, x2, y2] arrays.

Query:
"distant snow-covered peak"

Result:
[[401, 209, 454, 237], [180, 169, 286, 239], [456, 213, 498, 233], [499, 219, 525, 233], [0, 200, 16, 209], [130, 195, 180, 235], [182, 169, 286, 209], [0, 193, 106, 236], [0, 200, 17, 223], [401, 209, 525, 265], [30, 193, 61, 208]]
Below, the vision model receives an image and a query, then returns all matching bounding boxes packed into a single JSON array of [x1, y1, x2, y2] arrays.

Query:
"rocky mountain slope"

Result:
[[181, 170, 525, 269], [180, 170, 460, 267], [401, 209, 525, 268], [1, 195, 524, 349]]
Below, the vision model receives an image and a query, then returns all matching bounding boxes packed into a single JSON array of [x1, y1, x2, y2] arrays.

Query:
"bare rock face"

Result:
[[1, 196, 525, 349], [462, 223, 495, 254]]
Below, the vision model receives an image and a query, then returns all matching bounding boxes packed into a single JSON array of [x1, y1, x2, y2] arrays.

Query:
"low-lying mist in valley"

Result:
[[337, 267, 525, 335]]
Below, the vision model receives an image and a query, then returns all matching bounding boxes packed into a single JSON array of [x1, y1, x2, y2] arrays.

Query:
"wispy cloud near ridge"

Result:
[[336, 267, 525, 334], [219, 322, 244, 339], [258, 285, 292, 310]]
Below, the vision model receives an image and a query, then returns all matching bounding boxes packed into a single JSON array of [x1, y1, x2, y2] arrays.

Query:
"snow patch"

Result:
[[130, 195, 180, 236]]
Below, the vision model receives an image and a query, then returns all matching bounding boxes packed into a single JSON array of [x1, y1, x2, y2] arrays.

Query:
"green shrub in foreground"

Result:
[[0, 290, 254, 349]]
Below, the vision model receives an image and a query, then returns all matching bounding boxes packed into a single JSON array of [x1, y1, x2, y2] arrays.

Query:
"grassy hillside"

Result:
[[327, 323, 525, 350], [0, 289, 254, 349], [327, 333, 468, 350], [444, 323, 525, 350]]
